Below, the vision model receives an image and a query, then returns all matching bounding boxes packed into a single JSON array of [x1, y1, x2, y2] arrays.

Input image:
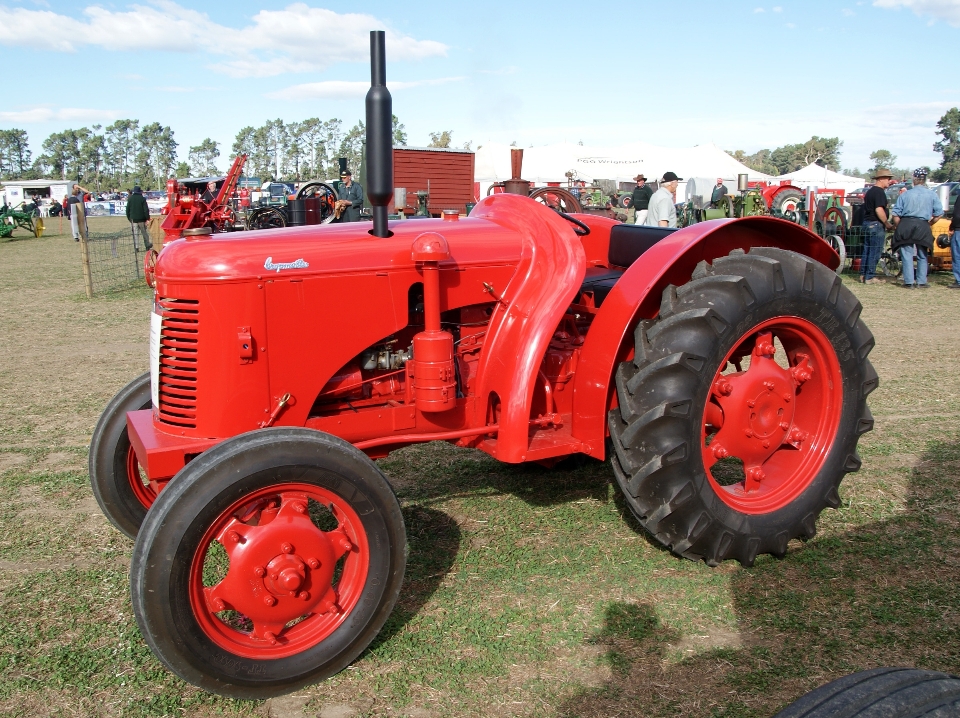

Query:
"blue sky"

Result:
[[1, 0, 958, 173]]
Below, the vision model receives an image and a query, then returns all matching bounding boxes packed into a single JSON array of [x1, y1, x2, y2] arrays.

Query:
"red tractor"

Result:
[[90, 33, 877, 699]]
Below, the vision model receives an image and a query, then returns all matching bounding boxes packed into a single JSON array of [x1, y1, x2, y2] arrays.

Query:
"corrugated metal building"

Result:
[[393, 147, 475, 216]]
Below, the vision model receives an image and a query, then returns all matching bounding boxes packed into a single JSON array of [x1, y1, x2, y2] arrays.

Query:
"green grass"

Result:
[[0, 230, 959, 716]]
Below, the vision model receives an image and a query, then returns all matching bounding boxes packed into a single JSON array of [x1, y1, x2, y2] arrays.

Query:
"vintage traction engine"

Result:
[[90, 33, 877, 698]]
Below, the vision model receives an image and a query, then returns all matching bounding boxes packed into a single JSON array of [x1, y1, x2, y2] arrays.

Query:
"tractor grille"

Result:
[[157, 297, 200, 428]]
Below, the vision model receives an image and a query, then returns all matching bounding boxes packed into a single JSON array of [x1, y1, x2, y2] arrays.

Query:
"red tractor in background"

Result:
[[161, 153, 249, 243], [89, 32, 877, 699]]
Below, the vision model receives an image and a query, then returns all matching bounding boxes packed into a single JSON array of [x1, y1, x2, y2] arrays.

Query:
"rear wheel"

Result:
[[89, 373, 158, 538], [771, 188, 804, 215], [131, 428, 406, 698], [609, 247, 877, 566]]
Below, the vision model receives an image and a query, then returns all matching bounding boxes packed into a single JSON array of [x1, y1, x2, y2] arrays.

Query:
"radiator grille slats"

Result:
[[157, 297, 199, 428]]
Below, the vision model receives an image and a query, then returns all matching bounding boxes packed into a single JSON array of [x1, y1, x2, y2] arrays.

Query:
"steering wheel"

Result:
[[554, 209, 590, 236]]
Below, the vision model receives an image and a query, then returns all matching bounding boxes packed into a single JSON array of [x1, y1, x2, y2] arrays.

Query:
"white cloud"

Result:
[[772, 5, 783, 10], [754, 7, 765, 12], [266, 76, 465, 100], [0, 106, 120, 123], [873, 0, 960, 26], [786, 22, 797, 27], [0, 1, 448, 77], [842, 8, 856, 15]]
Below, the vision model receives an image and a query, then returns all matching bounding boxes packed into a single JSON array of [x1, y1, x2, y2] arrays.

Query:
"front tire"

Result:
[[609, 248, 877, 566], [131, 428, 407, 699], [89, 373, 157, 538]]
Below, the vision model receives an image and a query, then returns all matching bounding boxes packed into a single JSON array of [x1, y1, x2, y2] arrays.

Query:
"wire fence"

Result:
[[82, 228, 144, 295]]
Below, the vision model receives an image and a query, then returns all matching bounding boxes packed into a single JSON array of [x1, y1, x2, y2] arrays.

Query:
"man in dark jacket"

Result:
[[336, 170, 364, 222], [891, 168, 942, 288], [126, 185, 152, 250], [630, 174, 653, 225], [710, 178, 728, 208], [949, 195, 960, 289]]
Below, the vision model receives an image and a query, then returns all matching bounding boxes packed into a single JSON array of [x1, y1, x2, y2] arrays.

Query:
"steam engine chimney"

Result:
[[366, 30, 393, 238]]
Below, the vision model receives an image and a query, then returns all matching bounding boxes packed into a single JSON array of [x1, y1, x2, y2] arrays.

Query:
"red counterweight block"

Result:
[[410, 232, 457, 413]]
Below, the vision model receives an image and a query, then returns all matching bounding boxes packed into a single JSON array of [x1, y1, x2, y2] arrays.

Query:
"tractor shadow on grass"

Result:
[[368, 504, 462, 649], [556, 436, 960, 718], [379, 442, 613, 509]]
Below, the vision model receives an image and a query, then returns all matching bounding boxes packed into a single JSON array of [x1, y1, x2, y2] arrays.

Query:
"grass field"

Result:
[[1, 219, 959, 718]]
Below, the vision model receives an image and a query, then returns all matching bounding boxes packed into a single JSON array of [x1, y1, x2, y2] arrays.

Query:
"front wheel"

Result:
[[609, 247, 877, 566], [131, 428, 407, 698], [89, 373, 158, 538]]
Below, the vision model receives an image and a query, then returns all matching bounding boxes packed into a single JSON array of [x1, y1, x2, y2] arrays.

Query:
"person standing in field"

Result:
[[859, 168, 895, 284], [336, 170, 364, 222], [67, 185, 88, 242], [710, 178, 728, 208], [126, 186, 152, 251], [891, 168, 943, 289], [644, 172, 681, 228], [949, 196, 960, 289], [630, 174, 653, 225]]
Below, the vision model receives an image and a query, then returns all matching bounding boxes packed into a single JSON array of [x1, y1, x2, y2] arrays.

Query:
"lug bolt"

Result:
[[339, 537, 353, 552], [712, 444, 729, 459], [263, 595, 276, 607], [227, 531, 240, 543], [212, 598, 225, 612], [747, 399, 755, 408], [271, 572, 278, 580], [763, 440, 770, 449], [714, 379, 733, 396], [254, 567, 265, 578], [780, 422, 789, 431], [264, 631, 278, 645], [783, 393, 792, 403], [281, 542, 293, 554], [299, 591, 310, 601], [763, 381, 774, 390], [744, 429, 753, 438], [307, 558, 320, 569], [292, 502, 306, 514]]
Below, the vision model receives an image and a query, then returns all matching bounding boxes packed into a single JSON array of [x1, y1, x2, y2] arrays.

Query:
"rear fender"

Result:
[[469, 194, 586, 462], [571, 216, 839, 458]]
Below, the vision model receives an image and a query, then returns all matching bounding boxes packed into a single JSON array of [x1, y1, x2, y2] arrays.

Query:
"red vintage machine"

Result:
[[90, 32, 877, 699], [160, 153, 248, 243]]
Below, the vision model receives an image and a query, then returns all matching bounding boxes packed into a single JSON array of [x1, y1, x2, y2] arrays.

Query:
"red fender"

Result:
[[570, 216, 839, 458], [470, 193, 586, 462]]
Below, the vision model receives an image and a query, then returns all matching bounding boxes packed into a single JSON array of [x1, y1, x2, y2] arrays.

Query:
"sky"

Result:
[[1, 0, 959, 174]]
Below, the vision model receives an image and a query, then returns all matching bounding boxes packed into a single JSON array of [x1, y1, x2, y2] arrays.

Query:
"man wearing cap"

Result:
[[630, 174, 653, 225], [644, 172, 681, 228], [890, 168, 943, 289], [336, 169, 364, 222], [860, 169, 895, 284]]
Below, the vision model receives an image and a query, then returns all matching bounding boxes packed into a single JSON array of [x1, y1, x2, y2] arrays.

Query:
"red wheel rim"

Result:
[[701, 316, 843, 514], [188, 482, 370, 659], [126, 445, 158, 509]]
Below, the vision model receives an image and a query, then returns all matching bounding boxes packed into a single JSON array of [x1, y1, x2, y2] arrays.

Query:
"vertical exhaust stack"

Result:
[[366, 30, 393, 238]]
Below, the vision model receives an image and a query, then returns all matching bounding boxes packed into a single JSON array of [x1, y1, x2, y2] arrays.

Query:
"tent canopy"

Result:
[[474, 141, 773, 188], [774, 163, 864, 192]]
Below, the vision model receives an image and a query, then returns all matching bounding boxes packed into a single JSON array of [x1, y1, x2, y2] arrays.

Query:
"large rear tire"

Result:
[[131, 428, 407, 699], [608, 247, 877, 566], [89, 373, 157, 538], [773, 667, 960, 717]]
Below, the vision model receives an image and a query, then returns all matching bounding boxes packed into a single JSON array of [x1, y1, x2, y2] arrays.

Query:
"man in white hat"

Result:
[[644, 172, 681, 228]]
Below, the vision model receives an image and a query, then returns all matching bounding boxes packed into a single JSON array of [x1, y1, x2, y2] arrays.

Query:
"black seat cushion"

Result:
[[577, 266, 624, 307], [608, 224, 677, 267]]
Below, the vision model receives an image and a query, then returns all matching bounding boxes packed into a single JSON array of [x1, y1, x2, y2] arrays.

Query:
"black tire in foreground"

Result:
[[609, 247, 877, 566], [773, 667, 960, 717], [131, 428, 407, 699], [89, 372, 155, 539]]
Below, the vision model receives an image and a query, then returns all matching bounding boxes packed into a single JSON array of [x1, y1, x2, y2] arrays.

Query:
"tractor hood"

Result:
[[155, 206, 528, 284]]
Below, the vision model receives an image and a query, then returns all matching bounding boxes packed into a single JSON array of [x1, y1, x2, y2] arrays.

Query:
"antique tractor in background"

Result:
[[0, 204, 43, 239], [90, 32, 877, 699]]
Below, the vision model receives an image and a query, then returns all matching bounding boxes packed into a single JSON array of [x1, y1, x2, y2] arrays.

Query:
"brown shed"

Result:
[[393, 147, 475, 216]]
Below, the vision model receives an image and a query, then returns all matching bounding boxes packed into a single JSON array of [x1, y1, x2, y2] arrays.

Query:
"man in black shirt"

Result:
[[630, 174, 653, 225], [860, 168, 895, 283], [710, 178, 728, 207], [201, 181, 218, 205]]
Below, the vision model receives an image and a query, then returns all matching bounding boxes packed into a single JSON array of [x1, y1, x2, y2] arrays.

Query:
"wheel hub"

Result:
[[203, 493, 354, 643], [708, 332, 813, 492]]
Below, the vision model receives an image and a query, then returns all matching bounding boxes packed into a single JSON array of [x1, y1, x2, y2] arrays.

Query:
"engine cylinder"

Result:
[[411, 331, 456, 412]]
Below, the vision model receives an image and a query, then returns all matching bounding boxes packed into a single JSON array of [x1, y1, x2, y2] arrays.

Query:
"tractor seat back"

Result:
[[575, 224, 677, 308]]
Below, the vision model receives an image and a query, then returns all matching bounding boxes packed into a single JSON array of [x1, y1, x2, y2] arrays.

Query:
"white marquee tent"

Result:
[[773, 163, 864, 193], [474, 141, 773, 199]]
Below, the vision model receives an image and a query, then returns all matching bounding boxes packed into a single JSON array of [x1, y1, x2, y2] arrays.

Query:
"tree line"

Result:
[[725, 108, 960, 183], [0, 116, 411, 191]]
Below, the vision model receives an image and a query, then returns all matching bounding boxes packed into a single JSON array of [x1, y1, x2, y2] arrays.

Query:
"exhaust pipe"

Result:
[[366, 30, 393, 238]]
